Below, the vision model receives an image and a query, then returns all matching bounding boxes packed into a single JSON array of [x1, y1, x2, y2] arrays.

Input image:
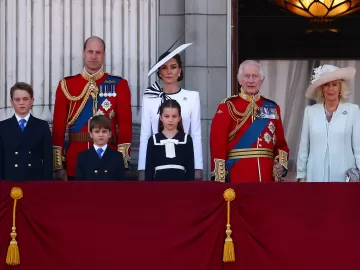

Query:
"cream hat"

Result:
[[305, 64, 356, 100]]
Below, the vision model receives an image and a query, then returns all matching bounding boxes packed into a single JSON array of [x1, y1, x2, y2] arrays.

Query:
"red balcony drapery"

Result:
[[1, 181, 360, 270]]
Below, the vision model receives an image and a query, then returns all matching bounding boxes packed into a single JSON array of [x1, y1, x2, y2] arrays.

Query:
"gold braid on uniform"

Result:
[[61, 80, 92, 126], [274, 150, 288, 169], [118, 143, 131, 169], [53, 146, 63, 170], [61, 68, 103, 126], [226, 100, 259, 142]]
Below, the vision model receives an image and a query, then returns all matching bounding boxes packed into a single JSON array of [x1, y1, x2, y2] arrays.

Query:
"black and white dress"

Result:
[[138, 83, 203, 172], [145, 132, 195, 181]]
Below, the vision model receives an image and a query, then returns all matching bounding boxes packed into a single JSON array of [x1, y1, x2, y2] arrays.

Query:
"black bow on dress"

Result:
[[144, 82, 172, 114]]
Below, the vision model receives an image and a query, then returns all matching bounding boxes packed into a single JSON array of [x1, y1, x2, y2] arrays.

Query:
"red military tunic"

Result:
[[52, 68, 132, 177], [210, 89, 289, 182]]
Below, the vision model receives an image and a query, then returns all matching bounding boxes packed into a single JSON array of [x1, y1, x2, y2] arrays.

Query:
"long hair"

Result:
[[158, 99, 184, 133]]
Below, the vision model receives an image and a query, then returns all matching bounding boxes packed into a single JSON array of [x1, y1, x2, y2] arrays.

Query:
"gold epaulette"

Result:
[[106, 72, 122, 78], [220, 95, 238, 104]]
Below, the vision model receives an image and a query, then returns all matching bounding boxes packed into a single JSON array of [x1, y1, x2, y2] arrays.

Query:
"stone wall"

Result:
[[154, 0, 229, 179]]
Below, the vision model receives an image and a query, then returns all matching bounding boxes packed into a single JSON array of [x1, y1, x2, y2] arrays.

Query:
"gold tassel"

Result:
[[6, 187, 23, 266], [223, 188, 236, 262]]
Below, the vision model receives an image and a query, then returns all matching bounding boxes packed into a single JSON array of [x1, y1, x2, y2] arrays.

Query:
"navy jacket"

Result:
[[76, 146, 125, 181], [0, 114, 53, 181]]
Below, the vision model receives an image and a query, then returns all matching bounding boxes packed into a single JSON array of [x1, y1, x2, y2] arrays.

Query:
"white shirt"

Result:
[[93, 144, 108, 158], [15, 113, 31, 128], [138, 88, 203, 170]]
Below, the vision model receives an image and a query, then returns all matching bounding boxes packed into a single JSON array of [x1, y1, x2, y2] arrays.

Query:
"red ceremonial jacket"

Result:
[[52, 68, 132, 177], [209, 89, 289, 182]]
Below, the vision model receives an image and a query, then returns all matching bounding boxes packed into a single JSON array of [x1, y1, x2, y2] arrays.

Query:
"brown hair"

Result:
[[89, 115, 112, 131], [83, 36, 106, 52], [10, 82, 34, 99], [157, 53, 184, 82], [158, 99, 184, 133]]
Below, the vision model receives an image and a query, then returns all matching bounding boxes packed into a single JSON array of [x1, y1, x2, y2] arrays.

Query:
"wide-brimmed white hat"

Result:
[[305, 64, 356, 99], [147, 43, 192, 76]]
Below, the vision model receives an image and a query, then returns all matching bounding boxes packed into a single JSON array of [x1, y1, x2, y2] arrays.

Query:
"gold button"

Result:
[[15, 164, 18, 167], [104, 170, 108, 173], [15, 152, 18, 155], [28, 164, 31, 167], [94, 170, 98, 173]]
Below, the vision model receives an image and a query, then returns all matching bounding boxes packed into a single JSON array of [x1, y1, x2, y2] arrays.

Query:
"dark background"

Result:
[[238, 0, 360, 61]]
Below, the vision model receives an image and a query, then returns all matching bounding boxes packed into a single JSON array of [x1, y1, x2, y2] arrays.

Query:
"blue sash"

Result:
[[70, 75, 122, 132], [226, 99, 276, 170]]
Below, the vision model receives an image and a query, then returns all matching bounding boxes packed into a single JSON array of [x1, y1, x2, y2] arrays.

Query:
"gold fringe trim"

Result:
[[6, 187, 23, 266], [223, 188, 236, 262]]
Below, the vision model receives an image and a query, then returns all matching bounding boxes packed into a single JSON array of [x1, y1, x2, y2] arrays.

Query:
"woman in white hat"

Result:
[[137, 43, 203, 180], [297, 64, 360, 182]]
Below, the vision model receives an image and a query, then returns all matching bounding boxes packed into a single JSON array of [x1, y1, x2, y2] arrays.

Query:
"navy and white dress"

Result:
[[138, 82, 203, 172], [145, 132, 195, 181]]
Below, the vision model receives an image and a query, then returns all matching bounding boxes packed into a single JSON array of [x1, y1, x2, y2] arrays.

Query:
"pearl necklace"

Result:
[[324, 104, 334, 121]]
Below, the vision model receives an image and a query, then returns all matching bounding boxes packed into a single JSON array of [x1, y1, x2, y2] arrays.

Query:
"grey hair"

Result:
[[314, 80, 351, 103], [237, 60, 265, 80]]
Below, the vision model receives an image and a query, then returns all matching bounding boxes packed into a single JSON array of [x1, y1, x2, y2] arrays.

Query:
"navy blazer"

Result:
[[0, 114, 53, 181], [75, 146, 125, 181]]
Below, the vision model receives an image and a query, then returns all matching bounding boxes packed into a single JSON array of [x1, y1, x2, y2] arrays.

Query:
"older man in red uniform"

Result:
[[52, 36, 132, 179], [210, 60, 289, 182]]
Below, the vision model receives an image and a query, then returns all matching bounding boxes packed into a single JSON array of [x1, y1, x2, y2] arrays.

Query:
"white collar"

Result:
[[93, 144, 108, 152], [15, 113, 31, 122]]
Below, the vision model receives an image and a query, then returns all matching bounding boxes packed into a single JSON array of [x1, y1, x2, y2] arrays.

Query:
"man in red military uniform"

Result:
[[52, 36, 132, 179], [210, 60, 289, 182]]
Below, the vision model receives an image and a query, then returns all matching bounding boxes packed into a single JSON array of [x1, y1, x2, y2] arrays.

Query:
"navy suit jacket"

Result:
[[0, 114, 53, 181], [75, 146, 125, 181]]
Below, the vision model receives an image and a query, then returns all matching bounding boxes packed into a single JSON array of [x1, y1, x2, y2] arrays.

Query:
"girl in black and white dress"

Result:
[[145, 99, 195, 181]]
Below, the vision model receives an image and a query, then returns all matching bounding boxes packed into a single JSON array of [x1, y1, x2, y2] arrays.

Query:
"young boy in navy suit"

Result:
[[0, 82, 53, 181], [75, 115, 125, 180]]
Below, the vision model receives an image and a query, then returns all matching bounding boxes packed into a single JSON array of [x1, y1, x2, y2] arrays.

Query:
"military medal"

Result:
[[104, 85, 108, 97], [96, 109, 104, 116], [109, 109, 115, 119], [268, 121, 275, 134], [99, 85, 104, 97], [109, 86, 114, 97], [101, 99, 112, 111], [264, 132, 272, 144]]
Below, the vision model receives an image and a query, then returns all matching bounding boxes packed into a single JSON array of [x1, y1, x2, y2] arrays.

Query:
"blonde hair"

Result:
[[314, 80, 351, 103]]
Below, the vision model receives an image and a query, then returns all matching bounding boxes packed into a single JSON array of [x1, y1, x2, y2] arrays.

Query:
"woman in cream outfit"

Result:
[[297, 64, 360, 182], [138, 43, 203, 180]]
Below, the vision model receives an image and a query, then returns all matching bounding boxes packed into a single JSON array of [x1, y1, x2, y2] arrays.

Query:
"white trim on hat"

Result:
[[147, 43, 193, 77]]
